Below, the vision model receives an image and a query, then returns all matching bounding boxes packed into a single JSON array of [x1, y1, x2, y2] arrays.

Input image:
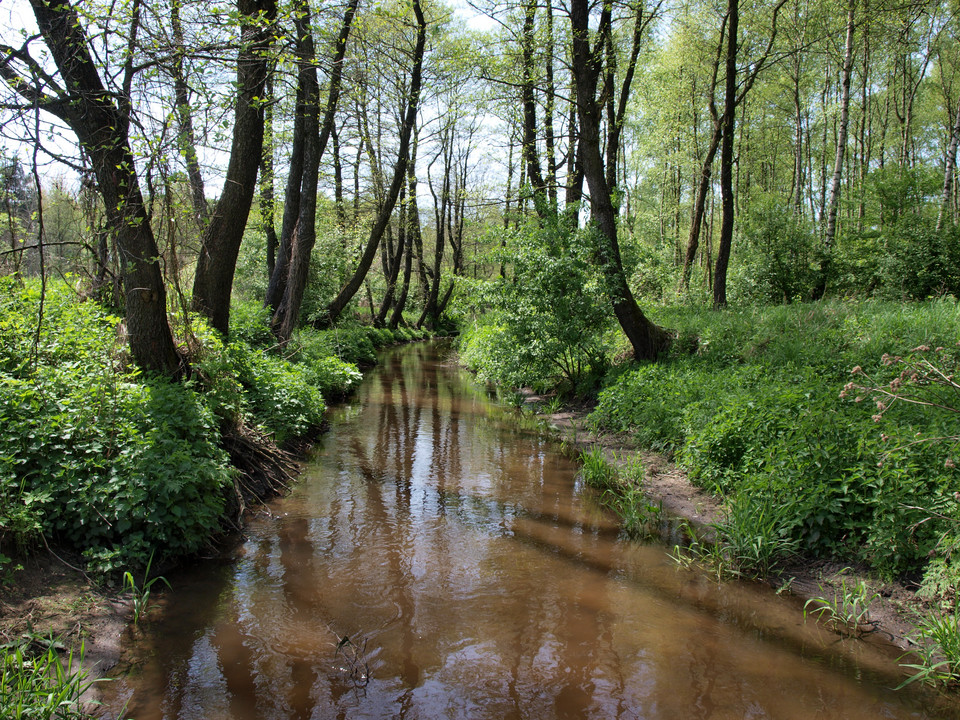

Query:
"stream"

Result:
[[99, 341, 960, 719]]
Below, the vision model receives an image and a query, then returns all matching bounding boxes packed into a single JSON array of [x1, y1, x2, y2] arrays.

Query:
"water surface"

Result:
[[100, 341, 958, 719]]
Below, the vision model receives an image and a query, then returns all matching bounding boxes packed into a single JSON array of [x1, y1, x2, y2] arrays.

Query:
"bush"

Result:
[[0, 366, 230, 573], [229, 297, 275, 348], [460, 218, 614, 394], [226, 342, 326, 445], [0, 279, 338, 573], [292, 331, 363, 400], [729, 195, 816, 304]]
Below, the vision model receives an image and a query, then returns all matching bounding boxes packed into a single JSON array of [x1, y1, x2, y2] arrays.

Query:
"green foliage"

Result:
[[803, 570, 881, 638], [229, 297, 276, 349], [875, 221, 960, 300], [122, 551, 170, 626], [899, 612, 960, 689], [0, 635, 97, 720], [729, 194, 817, 304], [288, 331, 363, 400], [710, 493, 800, 578], [589, 299, 960, 579], [578, 448, 617, 491], [460, 218, 614, 394], [226, 342, 326, 445], [590, 361, 711, 453], [0, 279, 341, 574], [0, 284, 234, 571]]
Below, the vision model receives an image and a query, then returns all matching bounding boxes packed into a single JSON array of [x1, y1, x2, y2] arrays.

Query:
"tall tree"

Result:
[[190, 0, 277, 336], [1, 0, 182, 375], [569, 0, 670, 361], [812, 0, 855, 300], [320, 0, 427, 327], [269, 0, 359, 343], [712, 0, 738, 308]]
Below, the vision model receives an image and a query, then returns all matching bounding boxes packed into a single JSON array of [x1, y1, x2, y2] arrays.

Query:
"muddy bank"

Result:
[[523, 389, 927, 657]]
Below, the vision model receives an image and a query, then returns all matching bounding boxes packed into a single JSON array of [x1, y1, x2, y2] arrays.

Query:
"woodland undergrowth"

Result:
[[0, 278, 424, 580]]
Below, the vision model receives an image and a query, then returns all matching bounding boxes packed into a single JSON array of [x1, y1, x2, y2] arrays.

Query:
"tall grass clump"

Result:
[[0, 637, 97, 720]]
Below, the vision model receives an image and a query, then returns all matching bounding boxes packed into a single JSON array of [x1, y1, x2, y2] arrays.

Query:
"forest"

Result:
[[1, 0, 960, 704]]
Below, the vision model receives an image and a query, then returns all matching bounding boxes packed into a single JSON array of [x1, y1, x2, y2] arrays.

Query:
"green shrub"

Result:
[[0, 366, 230, 572], [290, 332, 363, 399], [590, 361, 710, 452], [729, 194, 817, 304], [229, 297, 276, 348], [226, 342, 326, 445], [460, 218, 614, 394]]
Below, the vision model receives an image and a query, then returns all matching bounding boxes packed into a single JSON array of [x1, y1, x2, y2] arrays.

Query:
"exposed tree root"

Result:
[[219, 423, 300, 522]]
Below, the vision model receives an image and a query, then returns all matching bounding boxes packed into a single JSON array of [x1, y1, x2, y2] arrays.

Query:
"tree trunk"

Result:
[[260, 75, 278, 278], [17, 0, 182, 376], [521, 0, 546, 212], [272, 0, 358, 342], [813, 0, 855, 300], [543, 1, 558, 210], [191, 0, 277, 336], [938, 93, 960, 232], [569, 0, 670, 361], [420, 137, 451, 329], [713, 0, 738, 309], [170, 0, 208, 228], [389, 157, 420, 329]]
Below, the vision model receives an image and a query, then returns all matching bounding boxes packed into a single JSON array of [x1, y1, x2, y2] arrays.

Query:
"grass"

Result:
[[578, 447, 618, 491], [803, 569, 881, 637], [898, 611, 960, 689], [0, 634, 99, 719], [122, 552, 170, 626]]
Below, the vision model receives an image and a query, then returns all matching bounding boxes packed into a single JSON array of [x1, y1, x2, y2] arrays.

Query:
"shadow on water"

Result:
[[100, 341, 960, 720]]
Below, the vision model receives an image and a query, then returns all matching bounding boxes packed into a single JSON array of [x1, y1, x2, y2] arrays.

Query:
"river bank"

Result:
[[522, 388, 928, 659], [0, 295, 430, 714]]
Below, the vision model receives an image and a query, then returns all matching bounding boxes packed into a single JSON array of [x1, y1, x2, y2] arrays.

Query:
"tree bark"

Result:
[[713, 0, 738, 309], [938, 93, 960, 232], [260, 74, 278, 278], [170, 0, 208, 228], [13, 0, 182, 375], [570, 0, 670, 361], [191, 0, 277, 336], [521, 0, 546, 212], [272, 0, 358, 342], [813, 0, 855, 300], [389, 156, 420, 329]]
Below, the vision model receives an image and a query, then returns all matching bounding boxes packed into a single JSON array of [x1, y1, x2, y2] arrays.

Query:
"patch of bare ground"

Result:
[[0, 551, 130, 710], [521, 388, 928, 655]]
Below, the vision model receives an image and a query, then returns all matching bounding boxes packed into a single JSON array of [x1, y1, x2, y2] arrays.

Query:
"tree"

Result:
[[267, 0, 358, 343], [812, 0, 855, 300], [1, 0, 182, 375], [191, 0, 277, 336], [319, 0, 427, 327], [569, 0, 670, 361]]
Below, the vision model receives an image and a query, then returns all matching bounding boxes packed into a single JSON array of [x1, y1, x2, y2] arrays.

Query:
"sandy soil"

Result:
[[0, 551, 130, 713]]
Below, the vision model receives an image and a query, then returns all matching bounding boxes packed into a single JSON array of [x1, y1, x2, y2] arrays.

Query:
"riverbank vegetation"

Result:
[[0, 278, 429, 580], [3, 0, 960, 701]]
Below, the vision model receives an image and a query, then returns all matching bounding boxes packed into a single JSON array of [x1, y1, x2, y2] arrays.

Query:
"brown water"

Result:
[[100, 341, 958, 720]]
